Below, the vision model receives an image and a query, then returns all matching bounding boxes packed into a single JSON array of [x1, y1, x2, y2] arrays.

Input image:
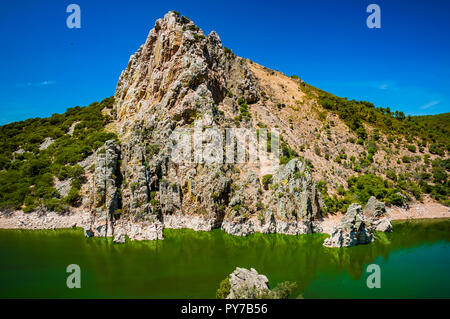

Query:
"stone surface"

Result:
[[395, 192, 410, 210], [323, 203, 374, 248], [227, 267, 271, 299], [85, 11, 327, 240], [363, 196, 392, 232]]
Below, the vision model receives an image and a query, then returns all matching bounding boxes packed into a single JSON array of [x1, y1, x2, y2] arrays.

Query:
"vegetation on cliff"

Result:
[[0, 97, 117, 212], [295, 83, 449, 207]]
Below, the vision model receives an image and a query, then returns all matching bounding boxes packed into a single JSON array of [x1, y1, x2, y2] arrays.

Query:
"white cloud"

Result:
[[420, 100, 440, 110], [37, 80, 56, 86], [16, 80, 56, 88], [324, 80, 397, 91]]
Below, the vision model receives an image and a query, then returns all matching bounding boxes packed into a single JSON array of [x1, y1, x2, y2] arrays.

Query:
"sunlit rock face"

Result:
[[323, 204, 374, 248], [363, 196, 393, 232], [226, 267, 271, 299], [83, 11, 327, 241]]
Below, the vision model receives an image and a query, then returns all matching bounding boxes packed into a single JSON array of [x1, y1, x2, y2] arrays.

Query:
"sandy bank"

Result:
[[0, 209, 90, 230], [318, 202, 450, 234]]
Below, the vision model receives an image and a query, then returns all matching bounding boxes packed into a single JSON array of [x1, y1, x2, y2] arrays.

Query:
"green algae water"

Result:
[[1, 218, 449, 298]]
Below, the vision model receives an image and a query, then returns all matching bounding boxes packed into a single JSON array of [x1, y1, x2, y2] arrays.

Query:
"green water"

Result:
[[1, 219, 449, 298]]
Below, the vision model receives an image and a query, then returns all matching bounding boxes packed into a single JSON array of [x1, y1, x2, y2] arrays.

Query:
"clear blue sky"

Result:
[[0, 0, 449, 125]]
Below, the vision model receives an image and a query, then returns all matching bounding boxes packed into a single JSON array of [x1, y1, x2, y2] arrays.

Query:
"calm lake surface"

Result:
[[1, 219, 449, 298]]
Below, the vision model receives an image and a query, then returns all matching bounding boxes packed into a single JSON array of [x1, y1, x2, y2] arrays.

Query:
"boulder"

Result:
[[227, 267, 271, 299], [83, 227, 94, 237], [364, 196, 386, 218], [113, 232, 126, 244], [323, 203, 374, 248], [395, 192, 410, 210], [363, 196, 392, 232]]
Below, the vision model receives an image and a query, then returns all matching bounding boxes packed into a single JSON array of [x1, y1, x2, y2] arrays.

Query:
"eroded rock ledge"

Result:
[[217, 267, 297, 299], [323, 196, 392, 248]]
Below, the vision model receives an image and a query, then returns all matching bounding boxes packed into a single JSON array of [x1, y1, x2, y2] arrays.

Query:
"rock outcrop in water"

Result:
[[323, 203, 374, 248], [323, 196, 395, 247], [227, 267, 271, 299], [219, 267, 297, 299], [363, 196, 392, 232]]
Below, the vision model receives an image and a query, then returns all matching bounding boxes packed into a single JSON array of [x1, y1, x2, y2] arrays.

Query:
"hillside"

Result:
[[0, 11, 448, 243]]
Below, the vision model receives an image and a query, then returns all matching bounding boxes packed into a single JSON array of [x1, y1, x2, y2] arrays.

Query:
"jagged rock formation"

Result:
[[221, 267, 297, 299], [57, 11, 416, 247], [84, 140, 120, 237], [324, 196, 395, 247], [222, 158, 325, 236], [80, 11, 327, 241], [227, 267, 271, 299], [323, 203, 374, 248], [363, 196, 392, 232], [83, 140, 164, 241]]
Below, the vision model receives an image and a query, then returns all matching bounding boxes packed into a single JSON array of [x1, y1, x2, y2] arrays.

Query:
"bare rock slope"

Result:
[[83, 11, 330, 241]]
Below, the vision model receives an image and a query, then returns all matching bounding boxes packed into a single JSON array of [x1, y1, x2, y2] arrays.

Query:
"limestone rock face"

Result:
[[83, 139, 164, 241], [113, 230, 126, 244], [266, 158, 325, 234], [395, 192, 410, 210], [85, 140, 121, 238], [221, 158, 326, 236], [363, 196, 392, 232], [227, 267, 271, 299], [111, 11, 260, 227], [92, 140, 120, 215], [323, 203, 374, 248], [81, 11, 327, 241]]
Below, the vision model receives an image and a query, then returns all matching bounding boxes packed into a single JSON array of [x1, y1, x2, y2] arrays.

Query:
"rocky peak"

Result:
[[82, 11, 326, 242], [114, 11, 256, 134]]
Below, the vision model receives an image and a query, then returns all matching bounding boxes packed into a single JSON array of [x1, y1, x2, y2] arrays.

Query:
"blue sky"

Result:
[[0, 0, 449, 125]]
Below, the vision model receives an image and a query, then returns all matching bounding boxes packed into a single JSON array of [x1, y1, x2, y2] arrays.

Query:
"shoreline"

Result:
[[0, 202, 449, 237], [316, 202, 450, 234]]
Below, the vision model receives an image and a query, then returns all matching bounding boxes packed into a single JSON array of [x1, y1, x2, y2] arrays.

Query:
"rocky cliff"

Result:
[[80, 11, 329, 241], [2, 11, 447, 245]]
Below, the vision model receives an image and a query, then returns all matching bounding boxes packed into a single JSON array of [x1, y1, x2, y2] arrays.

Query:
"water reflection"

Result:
[[0, 218, 449, 298]]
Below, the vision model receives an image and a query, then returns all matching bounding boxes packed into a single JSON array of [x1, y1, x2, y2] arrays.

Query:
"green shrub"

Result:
[[402, 155, 411, 163], [270, 281, 297, 299], [262, 174, 273, 190], [44, 198, 66, 213], [347, 174, 403, 205], [64, 187, 81, 206], [406, 144, 417, 153], [429, 144, 445, 156], [216, 276, 231, 299]]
